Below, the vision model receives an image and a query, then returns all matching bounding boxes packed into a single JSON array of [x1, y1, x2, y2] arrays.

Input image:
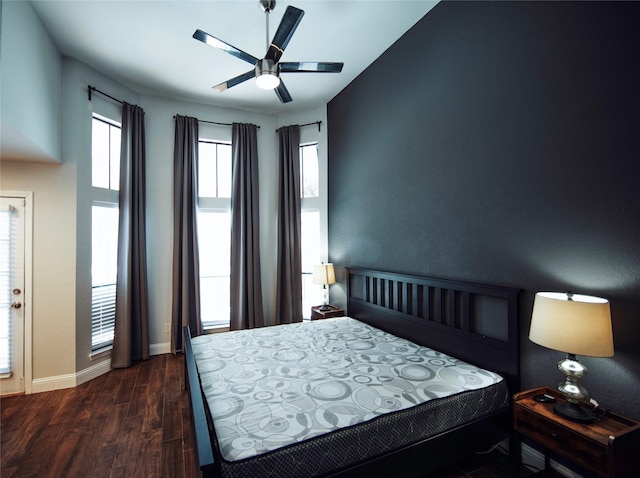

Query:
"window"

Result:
[[91, 114, 121, 351], [300, 142, 320, 198], [300, 143, 324, 318], [91, 204, 118, 350], [92, 114, 121, 190], [198, 140, 232, 329]]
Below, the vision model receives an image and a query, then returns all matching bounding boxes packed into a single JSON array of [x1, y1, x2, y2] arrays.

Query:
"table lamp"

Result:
[[529, 291, 614, 423], [313, 263, 335, 311]]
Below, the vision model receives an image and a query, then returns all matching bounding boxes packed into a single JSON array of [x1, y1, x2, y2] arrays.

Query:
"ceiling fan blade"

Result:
[[265, 6, 304, 63], [214, 70, 256, 92], [275, 81, 292, 103], [279, 62, 344, 73], [193, 29, 259, 65]]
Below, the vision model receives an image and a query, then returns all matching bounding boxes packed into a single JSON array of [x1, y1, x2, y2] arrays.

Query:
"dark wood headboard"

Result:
[[346, 267, 520, 393]]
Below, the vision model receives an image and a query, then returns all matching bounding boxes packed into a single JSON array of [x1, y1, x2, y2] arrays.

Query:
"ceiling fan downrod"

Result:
[[260, 0, 276, 53]]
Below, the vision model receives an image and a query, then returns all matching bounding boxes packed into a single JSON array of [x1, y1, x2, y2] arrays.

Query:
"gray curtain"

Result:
[[112, 102, 150, 368], [171, 115, 202, 352], [230, 123, 265, 330], [275, 125, 303, 324]]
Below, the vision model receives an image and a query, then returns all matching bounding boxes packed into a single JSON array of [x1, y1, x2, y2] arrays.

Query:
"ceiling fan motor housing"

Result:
[[256, 59, 279, 77], [260, 0, 276, 13]]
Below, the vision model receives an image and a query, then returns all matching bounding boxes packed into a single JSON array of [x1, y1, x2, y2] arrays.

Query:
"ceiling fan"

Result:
[[193, 0, 343, 103]]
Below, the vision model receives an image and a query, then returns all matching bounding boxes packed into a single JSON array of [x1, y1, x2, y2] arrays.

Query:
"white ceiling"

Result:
[[31, 0, 438, 114]]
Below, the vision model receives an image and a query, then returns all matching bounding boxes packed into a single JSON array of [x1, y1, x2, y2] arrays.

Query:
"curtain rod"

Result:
[[173, 115, 260, 129], [276, 121, 322, 133], [88, 85, 124, 105]]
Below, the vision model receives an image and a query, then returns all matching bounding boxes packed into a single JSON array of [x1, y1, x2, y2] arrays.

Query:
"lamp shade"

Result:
[[529, 292, 614, 357], [313, 263, 336, 286]]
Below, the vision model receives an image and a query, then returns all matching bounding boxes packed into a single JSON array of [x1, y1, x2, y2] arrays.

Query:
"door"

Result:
[[0, 196, 25, 395]]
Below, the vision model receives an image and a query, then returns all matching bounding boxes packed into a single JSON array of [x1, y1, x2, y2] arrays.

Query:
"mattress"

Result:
[[191, 317, 509, 478]]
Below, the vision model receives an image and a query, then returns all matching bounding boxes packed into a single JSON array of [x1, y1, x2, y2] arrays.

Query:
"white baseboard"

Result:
[[150, 342, 171, 355], [81, 356, 113, 385], [31, 372, 77, 394], [29, 342, 172, 394], [521, 443, 583, 478]]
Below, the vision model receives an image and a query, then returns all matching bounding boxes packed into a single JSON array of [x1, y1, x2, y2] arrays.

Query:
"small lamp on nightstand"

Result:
[[313, 263, 335, 311], [529, 291, 614, 423]]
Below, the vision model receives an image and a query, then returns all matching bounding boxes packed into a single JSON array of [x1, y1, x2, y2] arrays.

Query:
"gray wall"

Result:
[[328, 1, 640, 419], [1, 0, 62, 162]]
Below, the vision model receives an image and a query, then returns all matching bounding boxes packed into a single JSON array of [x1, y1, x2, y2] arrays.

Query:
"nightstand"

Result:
[[310, 305, 344, 320], [513, 387, 640, 477]]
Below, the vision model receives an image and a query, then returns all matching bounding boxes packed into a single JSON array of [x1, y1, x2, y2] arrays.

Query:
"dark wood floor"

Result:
[[423, 447, 532, 478], [1, 353, 194, 478], [2, 354, 530, 478]]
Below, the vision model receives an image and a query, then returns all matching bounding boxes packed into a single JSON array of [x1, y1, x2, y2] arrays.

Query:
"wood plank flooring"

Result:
[[1, 354, 195, 478], [423, 447, 532, 478], [2, 353, 529, 478]]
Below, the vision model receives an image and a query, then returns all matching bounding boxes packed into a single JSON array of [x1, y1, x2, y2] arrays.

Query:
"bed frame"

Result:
[[184, 267, 520, 477]]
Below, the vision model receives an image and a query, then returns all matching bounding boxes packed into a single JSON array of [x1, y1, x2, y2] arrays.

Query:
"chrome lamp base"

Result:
[[554, 353, 594, 423], [318, 284, 330, 311]]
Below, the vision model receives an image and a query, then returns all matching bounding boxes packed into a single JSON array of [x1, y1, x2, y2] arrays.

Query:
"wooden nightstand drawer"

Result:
[[513, 387, 640, 478], [515, 404, 607, 475]]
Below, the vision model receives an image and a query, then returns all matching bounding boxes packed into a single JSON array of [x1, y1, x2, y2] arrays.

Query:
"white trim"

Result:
[[31, 358, 111, 393], [76, 357, 112, 386], [93, 112, 122, 128], [31, 372, 76, 393], [24, 192, 34, 394], [29, 342, 172, 393]]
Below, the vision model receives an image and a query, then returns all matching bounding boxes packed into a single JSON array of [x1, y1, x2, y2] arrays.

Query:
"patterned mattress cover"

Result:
[[191, 317, 509, 478]]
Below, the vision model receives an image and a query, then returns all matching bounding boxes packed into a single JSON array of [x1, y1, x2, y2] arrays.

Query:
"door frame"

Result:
[[1, 191, 33, 395]]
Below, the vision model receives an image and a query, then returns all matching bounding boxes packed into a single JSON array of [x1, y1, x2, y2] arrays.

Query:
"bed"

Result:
[[184, 267, 520, 477]]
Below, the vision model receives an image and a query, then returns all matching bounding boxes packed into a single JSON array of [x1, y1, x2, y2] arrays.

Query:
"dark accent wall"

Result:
[[328, 1, 640, 419]]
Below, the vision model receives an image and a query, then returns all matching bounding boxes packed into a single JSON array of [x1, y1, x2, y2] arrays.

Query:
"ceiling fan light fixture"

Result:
[[256, 72, 280, 89], [255, 59, 280, 89]]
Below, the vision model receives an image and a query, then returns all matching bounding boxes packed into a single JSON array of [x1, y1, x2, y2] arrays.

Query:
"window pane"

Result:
[[199, 142, 217, 198], [92, 205, 119, 286], [301, 143, 319, 198], [92, 119, 110, 189], [217, 144, 232, 198], [92, 116, 121, 191], [198, 210, 231, 328], [200, 275, 230, 328], [301, 209, 320, 272], [302, 272, 324, 318], [198, 211, 230, 276], [199, 141, 232, 199], [91, 205, 118, 350], [109, 126, 121, 191]]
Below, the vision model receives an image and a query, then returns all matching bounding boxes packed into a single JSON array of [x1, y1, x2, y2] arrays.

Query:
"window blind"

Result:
[[0, 206, 14, 374], [91, 283, 116, 351]]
